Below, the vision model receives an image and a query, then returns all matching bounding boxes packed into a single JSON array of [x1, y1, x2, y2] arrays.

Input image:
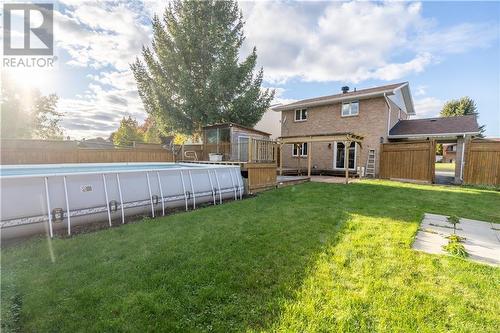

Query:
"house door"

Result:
[[238, 136, 249, 161], [333, 141, 356, 170]]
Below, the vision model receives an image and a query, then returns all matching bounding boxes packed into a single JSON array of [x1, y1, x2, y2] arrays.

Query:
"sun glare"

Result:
[[3, 67, 57, 93]]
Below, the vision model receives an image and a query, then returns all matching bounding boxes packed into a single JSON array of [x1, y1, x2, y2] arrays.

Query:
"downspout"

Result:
[[460, 134, 466, 181], [384, 93, 391, 138]]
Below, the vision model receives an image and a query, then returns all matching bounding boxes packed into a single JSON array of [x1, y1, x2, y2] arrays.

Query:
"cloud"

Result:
[[53, 2, 154, 138], [267, 87, 296, 106], [413, 97, 444, 118], [414, 22, 499, 54], [414, 85, 428, 97], [50, 1, 497, 138], [241, 1, 497, 83]]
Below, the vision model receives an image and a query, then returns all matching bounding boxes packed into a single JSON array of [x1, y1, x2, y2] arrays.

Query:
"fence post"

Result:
[[279, 144, 283, 175], [248, 139, 253, 162]]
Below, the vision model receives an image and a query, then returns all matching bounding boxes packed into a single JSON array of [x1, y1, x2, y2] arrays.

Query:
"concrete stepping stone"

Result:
[[413, 213, 499, 266]]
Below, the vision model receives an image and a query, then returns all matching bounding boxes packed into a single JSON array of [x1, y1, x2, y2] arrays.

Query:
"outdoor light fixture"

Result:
[[380, 137, 384, 144], [152, 195, 159, 205], [109, 200, 118, 212], [328, 143, 332, 149], [52, 208, 63, 223]]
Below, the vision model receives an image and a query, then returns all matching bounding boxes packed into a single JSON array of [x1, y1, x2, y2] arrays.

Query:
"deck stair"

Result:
[[365, 149, 376, 178]]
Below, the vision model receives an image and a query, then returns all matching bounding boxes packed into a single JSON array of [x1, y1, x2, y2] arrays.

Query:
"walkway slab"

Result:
[[413, 213, 500, 266]]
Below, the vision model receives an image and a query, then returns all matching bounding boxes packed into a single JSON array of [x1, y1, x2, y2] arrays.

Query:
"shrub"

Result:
[[447, 215, 460, 234], [446, 234, 465, 242], [443, 239, 468, 258]]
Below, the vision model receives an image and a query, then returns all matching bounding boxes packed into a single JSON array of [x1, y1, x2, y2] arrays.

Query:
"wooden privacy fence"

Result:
[[246, 162, 277, 193], [1, 147, 174, 165], [463, 140, 500, 186], [380, 140, 435, 183]]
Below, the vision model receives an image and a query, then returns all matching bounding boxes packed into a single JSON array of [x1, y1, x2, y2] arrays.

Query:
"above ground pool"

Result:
[[0, 163, 244, 240]]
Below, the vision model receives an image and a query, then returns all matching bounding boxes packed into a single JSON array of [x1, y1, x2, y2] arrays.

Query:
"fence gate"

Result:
[[464, 140, 500, 186], [380, 140, 435, 183]]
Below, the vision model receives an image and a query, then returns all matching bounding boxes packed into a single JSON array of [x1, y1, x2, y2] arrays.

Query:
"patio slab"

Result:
[[413, 213, 500, 266], [310, 176, 359, 184]]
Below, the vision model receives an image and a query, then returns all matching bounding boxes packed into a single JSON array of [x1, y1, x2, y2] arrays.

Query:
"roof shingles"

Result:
[[274, 82, 406, 111], [389, 115, 479, 137]]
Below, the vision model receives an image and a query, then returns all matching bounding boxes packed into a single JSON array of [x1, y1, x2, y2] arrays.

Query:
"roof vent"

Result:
[[341, 86, 350, 94]]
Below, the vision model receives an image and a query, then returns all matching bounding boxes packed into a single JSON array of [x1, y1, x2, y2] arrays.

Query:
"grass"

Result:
[[435, 162, 455, 172], [1, 180, 500, 332]]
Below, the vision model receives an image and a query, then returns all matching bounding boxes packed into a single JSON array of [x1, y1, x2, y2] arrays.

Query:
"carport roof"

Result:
[[389, 115, 480, 138]]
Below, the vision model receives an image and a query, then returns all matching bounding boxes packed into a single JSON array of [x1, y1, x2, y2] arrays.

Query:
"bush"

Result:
[[446, 234, 465, 242], [447, 215, 460, 234], [443, 239, 468, 258]]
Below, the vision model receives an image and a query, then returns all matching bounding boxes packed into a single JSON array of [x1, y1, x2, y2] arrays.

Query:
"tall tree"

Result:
[[440, 96, 485, 136], [112, 116, 144, 146], [131, 0, 274, 136], [33, 94, 63, 139], [140, 116, 162, 144], [1, 77, 63, 139]]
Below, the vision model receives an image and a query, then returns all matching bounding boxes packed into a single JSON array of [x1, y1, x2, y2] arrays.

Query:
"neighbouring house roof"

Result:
[[78, 138, 115, 148], [389, 115, 480, 138], [273, 82, 415, 115], [202, 123, 271, 137]]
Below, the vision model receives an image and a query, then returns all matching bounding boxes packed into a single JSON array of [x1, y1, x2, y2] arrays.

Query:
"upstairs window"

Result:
[[295, 109, 307, 121], [341, 101, 359, 117], [292, 142, 308, 156]]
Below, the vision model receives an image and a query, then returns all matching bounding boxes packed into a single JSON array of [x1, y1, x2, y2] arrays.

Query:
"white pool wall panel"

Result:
[[0, 163, 244, 240]]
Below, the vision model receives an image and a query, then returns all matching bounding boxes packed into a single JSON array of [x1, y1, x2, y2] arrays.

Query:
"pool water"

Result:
[[0, 163, 202, 177]]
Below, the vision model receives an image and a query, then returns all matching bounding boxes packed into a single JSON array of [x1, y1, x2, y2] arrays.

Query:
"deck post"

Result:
[[248, 138, 253, 162], [307, 141, 312, 177], [344, 141, 350, 184], [279, 143, 283, 176]]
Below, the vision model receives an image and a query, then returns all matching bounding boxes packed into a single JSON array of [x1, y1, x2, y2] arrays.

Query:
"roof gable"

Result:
[[273, 82, 415, 114]]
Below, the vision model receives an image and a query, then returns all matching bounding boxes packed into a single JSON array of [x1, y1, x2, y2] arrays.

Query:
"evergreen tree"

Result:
[[440, 97, 485, 136], [131, 0, 274, 136]]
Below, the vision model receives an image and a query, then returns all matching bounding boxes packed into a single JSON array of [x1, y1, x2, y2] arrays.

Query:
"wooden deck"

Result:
[[277, 176, 310, 188], [182, 161, 278, 194], [181, 160, 248, 169]]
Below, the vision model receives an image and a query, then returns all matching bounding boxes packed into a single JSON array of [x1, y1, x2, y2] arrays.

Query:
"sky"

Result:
[[2, 0, 499, 139]]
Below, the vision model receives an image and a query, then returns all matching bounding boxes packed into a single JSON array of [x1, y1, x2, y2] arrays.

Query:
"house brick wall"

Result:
[[280, 96, 392, 175]]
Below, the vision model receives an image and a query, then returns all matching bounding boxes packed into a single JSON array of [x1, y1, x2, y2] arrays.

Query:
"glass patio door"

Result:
[[238, 136, 249, 162], [334, 142, 356, 170]]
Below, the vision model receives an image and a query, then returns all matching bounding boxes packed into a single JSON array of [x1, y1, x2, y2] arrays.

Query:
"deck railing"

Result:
[[177, 139, 278, 163]]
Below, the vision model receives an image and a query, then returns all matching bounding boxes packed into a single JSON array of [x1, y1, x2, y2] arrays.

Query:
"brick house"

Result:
[[273, 82, 414, 176], [273, 82, 480, 181], [442, 144, 457, 163]]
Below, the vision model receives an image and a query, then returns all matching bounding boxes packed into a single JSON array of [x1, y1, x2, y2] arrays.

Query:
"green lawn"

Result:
[[435, 162, 456, 172], [2, 180, 499, 332]]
